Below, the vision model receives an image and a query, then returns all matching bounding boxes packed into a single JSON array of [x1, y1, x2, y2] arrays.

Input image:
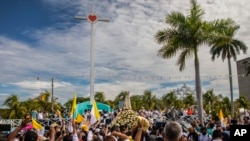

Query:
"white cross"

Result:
[[75, 10, 109, 104]]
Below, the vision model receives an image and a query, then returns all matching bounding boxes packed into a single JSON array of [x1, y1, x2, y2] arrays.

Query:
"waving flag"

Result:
[[90, 100, 100, 125], [75, 114, 84, 123], [32, 118, 43, 130], [70, 92, 77, 119], [218, 109, 225, 126], [56, 109, 62, 119]]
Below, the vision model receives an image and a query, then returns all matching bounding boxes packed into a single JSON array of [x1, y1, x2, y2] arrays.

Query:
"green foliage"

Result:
[[1, 88, 250, 119]]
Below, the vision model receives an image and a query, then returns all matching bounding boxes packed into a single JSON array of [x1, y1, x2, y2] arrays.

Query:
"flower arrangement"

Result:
[[111, 109, 150, 131]]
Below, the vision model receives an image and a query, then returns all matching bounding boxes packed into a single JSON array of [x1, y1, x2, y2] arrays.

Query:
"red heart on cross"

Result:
[[88, 15, 97, 22]]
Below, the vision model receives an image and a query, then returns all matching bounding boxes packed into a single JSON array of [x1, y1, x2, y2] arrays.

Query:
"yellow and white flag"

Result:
[[218, 109, 225, 126], [90, 100, 100, 125]]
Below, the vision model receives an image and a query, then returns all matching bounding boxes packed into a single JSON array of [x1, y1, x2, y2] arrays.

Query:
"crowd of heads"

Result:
[[2, 108, 250, 141]]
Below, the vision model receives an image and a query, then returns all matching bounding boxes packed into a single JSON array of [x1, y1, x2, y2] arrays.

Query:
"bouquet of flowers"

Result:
[[111, 110, 150, 130], [111, 109, 138, 129]]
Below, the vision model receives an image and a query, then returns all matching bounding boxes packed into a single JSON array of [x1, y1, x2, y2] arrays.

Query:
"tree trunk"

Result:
[[228, 57, 234, 118], [194, 50, 204, 125]]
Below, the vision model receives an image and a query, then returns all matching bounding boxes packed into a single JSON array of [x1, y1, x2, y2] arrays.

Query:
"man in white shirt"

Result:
[[199, 127, 212, 141]]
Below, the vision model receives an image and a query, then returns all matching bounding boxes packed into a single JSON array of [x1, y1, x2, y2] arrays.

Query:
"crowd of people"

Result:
[[2, 108, 250, 141]]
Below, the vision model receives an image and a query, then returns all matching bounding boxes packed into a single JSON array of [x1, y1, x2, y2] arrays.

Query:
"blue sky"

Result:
[[0, 0, 249, 106]]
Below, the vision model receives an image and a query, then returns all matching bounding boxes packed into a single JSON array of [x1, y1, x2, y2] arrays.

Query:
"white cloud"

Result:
[[0, 0, 249, 105]]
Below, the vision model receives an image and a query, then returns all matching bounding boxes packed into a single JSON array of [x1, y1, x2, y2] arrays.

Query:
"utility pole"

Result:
[[75, 7, 109, 104], [51, 77, 54, 111]]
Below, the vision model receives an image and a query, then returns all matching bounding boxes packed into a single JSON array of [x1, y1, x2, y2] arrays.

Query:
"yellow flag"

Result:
[[56, 109, 62, 119], [218, 109, 224, 123], [70, 92, 77, 118], [32, 118, 43, 130], [81, 124, 89, 132], [75, 114, 84, 123]]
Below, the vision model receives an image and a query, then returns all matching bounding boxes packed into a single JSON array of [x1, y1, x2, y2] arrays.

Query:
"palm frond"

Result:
[[177, 48, 194, 71], [154, 29, 178, 44], [166, 11, 186, 28], [189, 0, 205, 22]]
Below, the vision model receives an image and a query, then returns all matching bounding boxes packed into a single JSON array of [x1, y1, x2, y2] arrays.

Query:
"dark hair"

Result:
[[63, 135, 73, 141], [120, 125, 128, 133], [208, 123, 214, 128], [200, 126, 207, 131], [111, 124, 120, 132], [244, 116, 250, 120], [212, 129, 222, 139], [24, 130, 38, 141]]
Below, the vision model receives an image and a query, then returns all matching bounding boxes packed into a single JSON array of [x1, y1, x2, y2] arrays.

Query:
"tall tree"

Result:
[[95, 92, 106, 103], [235, 95, 250, 116], [203, 89, 217, 114], [183, 93, 196, 108], [221, 97, 231, 116], [3, 95, 27, 119], [36, 91, 52, 112], [154, 0, 211, 124], [142, 90, 156, 110], [130, 95, 143, 111], [162, 91, 178, 107], [210, 22, 247, 118]]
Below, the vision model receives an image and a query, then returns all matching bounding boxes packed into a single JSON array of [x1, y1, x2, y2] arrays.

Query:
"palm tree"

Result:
[[142, 90, 156, 110], [104, 100, 115, 110], [95, 92, 106, 103], [183, 93, 196, 108], [203, 89, 218, 114], [235, 95, 250, 116], [130, 95, 143, 111], [3, 95, 27, 119], [36, 91, 52, 112], [154, 0, 211, 124], [210, 23, 247, 118], [221, 97, 231, 116], [23, 99, 40, 112], [162, 91, 178, 107]]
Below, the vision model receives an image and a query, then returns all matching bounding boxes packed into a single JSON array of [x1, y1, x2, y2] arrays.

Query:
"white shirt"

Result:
[[37, 112, 43, 120], [73, 133, 79, 141], [198, 134, 211, 141], [87, 131, 93, 141]]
